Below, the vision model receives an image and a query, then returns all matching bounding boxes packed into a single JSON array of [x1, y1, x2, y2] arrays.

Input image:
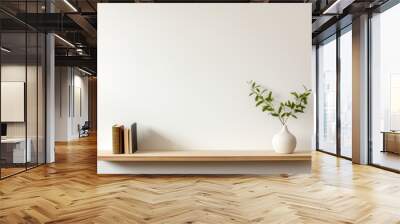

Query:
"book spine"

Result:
[[119, 125, 124, 154], [131, 123, 138, 153], [124, 128, 130, 154], [112, 126, 120, 154], [128, 129, 132, 154]]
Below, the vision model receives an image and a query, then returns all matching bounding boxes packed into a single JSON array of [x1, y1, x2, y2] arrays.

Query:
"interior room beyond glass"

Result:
[[370, 3, 400, 171]]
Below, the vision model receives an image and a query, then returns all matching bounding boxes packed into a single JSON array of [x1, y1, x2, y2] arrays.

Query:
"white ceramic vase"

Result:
[[272, 125, 296, 154]]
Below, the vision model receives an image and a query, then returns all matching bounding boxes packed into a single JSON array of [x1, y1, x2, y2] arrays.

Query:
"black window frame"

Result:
[[315, 24, 353, 161]]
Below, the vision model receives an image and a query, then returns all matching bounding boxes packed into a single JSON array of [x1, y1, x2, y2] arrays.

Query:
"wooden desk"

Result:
[[1, 138, 31, 163], [382, 131, 400, 154]]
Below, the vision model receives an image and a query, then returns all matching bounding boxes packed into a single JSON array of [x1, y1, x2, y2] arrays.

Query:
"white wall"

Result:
[[55, 67, 69, 141], [98, 4, 312, 154], [1, 65, 42, 138], [55, 67, 89, 141], [72, 73, 89, 138]]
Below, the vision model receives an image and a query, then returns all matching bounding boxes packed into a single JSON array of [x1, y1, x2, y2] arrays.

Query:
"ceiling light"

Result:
[[78, 67, 93, 76], [63, 0, 78, 12], [323, 0, 341, 14], [1, 47, 11, 53], [54, 34, 75, 48], [322, 0, 354, 15]]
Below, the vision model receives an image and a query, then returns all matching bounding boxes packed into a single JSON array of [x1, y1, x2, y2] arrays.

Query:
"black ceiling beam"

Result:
[[55, 55, 96, 70], [67, 13, 97, 38], [56, 47, 97, 57], [0, 8, 38, 31], [312, 15, 337, 37], [86, 0, 97, 12], [14, 13, 83, 32], [312, 14, 352, 44], [0, 18, 27, 31]]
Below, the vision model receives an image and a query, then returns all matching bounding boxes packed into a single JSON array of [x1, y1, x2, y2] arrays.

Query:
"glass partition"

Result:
[[0, 31, 28, 177], [316, 25, 353, 160], [27, 31, 38, 169], [0, 2, 46, 179], [339, 28, 352, 158], [370, 3, 400, 171], [317, 36, 337, 154]]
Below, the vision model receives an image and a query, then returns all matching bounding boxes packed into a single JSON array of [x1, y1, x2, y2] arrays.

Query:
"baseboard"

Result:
[[97, 160, 311, 175]]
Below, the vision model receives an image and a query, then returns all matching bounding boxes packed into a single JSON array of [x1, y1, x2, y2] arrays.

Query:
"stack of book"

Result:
[[112, 123, 138, 154]]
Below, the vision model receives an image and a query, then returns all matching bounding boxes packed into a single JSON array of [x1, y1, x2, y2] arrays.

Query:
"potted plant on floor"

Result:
[[248, 80, 311, 154]]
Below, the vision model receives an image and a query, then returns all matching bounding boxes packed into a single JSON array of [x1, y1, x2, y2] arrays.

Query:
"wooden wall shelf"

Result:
[[97, 150, 312, 162]]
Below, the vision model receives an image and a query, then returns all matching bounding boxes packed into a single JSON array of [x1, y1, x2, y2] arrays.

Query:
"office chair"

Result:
[[79, 121, 90, 138]]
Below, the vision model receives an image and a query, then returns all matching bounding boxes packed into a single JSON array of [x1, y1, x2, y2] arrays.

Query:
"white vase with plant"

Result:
[[248, 81, 311, 154]]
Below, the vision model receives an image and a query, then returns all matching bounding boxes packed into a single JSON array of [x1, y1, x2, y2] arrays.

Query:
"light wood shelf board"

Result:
[[97, 150, 312, 162]]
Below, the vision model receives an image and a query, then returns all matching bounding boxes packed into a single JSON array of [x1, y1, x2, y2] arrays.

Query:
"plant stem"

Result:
[[279, 117, 285, 126]]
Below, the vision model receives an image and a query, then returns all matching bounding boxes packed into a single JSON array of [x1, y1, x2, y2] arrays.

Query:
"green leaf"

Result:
[[267, 92, 272, 101], [291, 92, 298, 98], [248, 83, 310, 120], [256, 101, 263, 107]]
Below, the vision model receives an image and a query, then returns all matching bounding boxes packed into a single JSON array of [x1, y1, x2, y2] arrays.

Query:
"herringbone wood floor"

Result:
[[1, 135, 400, 224]]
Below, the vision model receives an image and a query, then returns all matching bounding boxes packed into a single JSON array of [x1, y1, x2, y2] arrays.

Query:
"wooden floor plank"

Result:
[[0, 134, 400, 224]]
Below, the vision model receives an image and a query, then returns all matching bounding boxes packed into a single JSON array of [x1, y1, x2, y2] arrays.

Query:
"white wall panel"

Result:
[[1, 82, 24, 122], [98, 4, 312, 155]]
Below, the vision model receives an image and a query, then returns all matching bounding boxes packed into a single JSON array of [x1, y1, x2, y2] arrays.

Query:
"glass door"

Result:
[[317, 36, 337, 154]]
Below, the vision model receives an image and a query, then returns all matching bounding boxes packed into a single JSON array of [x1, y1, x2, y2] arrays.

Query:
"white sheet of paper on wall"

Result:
[[1, 82, 25, 122]]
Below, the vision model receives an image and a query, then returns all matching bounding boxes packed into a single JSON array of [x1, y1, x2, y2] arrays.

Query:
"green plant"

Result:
[[248, 80, 311, 126]]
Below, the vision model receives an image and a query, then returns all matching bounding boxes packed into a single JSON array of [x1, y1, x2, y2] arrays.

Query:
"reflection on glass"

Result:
[[390, 75, 400, 130], [371, 4, 400, 171], [318, 37, 337, 154], [0, 0, 47, 178], [340, 29, 352, 158], [27, 31, 38, 169], [1, 32, 28, 177]]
